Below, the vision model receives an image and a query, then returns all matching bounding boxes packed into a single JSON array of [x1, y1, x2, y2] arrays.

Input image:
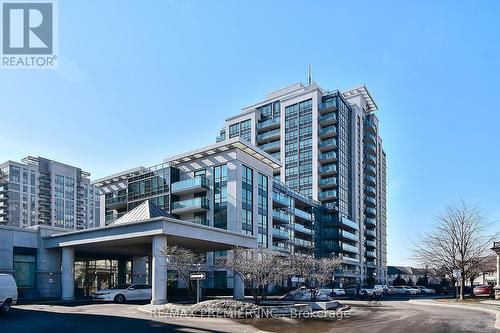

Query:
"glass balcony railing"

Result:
[[171, 176, 209, 193], [365, 164, 376, 175], [365, 143, 377, 154], [256, 128, 280, 142], [319, 113, 337, 124], [272, 192, 290, 206], [364, 118, 376, 131], [365, 175, 376, 185], [318, 138, 337, 150], [341, 217, 359, 230], [366, 207, 377, 216], [366, 229, 376, 238], [365, 196, 376, 206], [319, 190, 337, 200], [366, 240, 376, 248], [171, 197, 209, 212], [272, 244, 290, 253], [319, 164, 337, 175], [319, 125, 337, 138], [259, 140, 281, 152], [294, 223, 313, 235], [318, 99, 337, 112], [216, 134, 226, 142], [294, 208, 312, 221], [364, 154, 376, 165], [319, 151, 337, 162], [272, 210, 291, 223], [294, 238, 313, 248], [319, 177, 337, 188], [365, 185, 376, 196], [272, 228, 290, 239], [365, 217, 376, 226], [366, 250, 377, 258], [257, 117, 280, 131], [341, 230, 358, 242], [342, 243, 360, 254]]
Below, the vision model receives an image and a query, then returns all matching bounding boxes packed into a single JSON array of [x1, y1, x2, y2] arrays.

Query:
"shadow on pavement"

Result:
[[1, 307, 220, 333]]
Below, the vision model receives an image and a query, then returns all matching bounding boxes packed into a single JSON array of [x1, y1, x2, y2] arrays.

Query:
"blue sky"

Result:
[[1, 0, 499, 265]]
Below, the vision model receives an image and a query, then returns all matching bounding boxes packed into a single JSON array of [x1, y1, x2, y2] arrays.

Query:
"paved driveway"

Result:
[[1, 300, 497, 333]]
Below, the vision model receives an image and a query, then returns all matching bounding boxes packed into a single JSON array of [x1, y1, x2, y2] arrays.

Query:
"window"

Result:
[[241, 165, 253, 235], [214, 164, 228, 229], [9, 166, 20, 183]]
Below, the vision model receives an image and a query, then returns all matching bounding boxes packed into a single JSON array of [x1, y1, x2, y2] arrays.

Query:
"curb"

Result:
[[409, 299, 500, 330]]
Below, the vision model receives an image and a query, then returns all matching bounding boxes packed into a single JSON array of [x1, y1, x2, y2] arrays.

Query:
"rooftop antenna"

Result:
[[308, 65, 312, 85]]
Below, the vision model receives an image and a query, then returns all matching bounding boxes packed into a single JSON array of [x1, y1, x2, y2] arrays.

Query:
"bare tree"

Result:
[[288, 252, 342, 300], [158, 245, 205, 297], [413, 202, 498, 300], [218, 247, 290, 302]]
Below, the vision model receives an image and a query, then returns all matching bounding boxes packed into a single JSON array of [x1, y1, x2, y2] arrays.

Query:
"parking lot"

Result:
[[2, 296, 497, 333]]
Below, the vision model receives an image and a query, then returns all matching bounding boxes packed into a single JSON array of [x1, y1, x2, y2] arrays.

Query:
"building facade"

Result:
[[216, 82, 387, 283], [0, 156, 100, 230]]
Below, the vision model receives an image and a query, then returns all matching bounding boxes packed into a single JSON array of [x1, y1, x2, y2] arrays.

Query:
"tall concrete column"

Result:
[[132, 256, 148, 284], [61, 247, 75, 300], [496, 253, 499, 287], [118, 259, 127, 285], [151, 235, 168, 305], [233, 272, 244, 300]]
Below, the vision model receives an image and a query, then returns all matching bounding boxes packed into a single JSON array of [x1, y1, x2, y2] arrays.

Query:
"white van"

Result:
[[0, 274, 18, 313]]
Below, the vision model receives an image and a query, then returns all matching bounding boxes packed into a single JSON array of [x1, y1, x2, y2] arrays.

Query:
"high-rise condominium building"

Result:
[[216, 82, 387, 283], [0, 156, 101, 229]]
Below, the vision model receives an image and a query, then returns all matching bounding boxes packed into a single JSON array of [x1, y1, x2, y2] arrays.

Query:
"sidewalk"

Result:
[[409, 299, 500, 330]]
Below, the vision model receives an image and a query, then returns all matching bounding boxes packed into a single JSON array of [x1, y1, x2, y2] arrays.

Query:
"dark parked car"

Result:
[[473, 285, 494, 297]]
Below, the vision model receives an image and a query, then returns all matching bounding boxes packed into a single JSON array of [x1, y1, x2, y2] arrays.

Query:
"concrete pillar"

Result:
[[61, 247, 75, 300], [151, 235, 168, 305], [495, 253, 500, 300], [118, 259, 127, 285], [132, 256, 148, 284], [233, 272, 244, 300]]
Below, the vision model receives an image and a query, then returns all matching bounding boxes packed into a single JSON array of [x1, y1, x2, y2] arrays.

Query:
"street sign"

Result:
[[190, 272, 206, 280]]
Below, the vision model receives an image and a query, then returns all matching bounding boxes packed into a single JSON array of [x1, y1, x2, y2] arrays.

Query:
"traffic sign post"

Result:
[[453, 269, 460, 302], [190, 272, 206, 304]]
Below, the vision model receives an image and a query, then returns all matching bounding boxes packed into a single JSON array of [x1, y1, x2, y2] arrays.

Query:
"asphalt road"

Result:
[[1, 300, 497, 333]]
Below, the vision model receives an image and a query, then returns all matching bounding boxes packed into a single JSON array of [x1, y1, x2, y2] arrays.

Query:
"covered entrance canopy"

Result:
[[43, 201, 256, 304]]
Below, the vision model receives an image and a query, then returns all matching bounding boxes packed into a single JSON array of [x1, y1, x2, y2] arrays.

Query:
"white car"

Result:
[[93, 284, 152, 303], [394, 286, 419, 295], [320, 287, 345, 297], [0, 274, 18, 313], [415, 286, 436, 294]]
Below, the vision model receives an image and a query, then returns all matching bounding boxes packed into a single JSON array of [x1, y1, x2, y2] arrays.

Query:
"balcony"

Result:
[[171, 177, 210, 195], [364, 118, 377, 134], [365, 217, 376, 226], [0, 202, 7, 209], [365, 164, 376, 176], [318, 99, 337, 114], [0, 186, 7, 194], [366, 250, 377, 259], [366, 229, 376, 238], [294, 223, 313, 235], [0, 209, 7, 216], [365, 196, 376, 207], [340, 217, 359, 230], [0, 194, 8, 201], [364, 133, 377, 145], [319, 113, 337, 126], [318, 138, 337, 151], [318, 164, 337, 176], [272, 210, 291, 224], [342, 243, 360, 254], [365, 175, 376, 186], [319, 125, 337, 139], [259, 140, 280, 153], [272, 228, 290, 240], [365, 143, 377, 155], [342, 256, 360, 265], [319, 151, 337, 163], [272, 192, 290, 207], [272, 244, 290, 253], [366, 207, 377, 217], [364, 154, 376, 165], [256, 128, 280, 143], [294, 208, 312, 221], [366, 240, 376, 248], [340, 230, 358, 242], [319, 177, 337, 189], [171, 197, 209, 214], [294, 238, 313, 248], [216, 134, 226, 142], [365, 185, 376, 197], [318, 189, 337, 201], [257, 117, 280, 131]]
